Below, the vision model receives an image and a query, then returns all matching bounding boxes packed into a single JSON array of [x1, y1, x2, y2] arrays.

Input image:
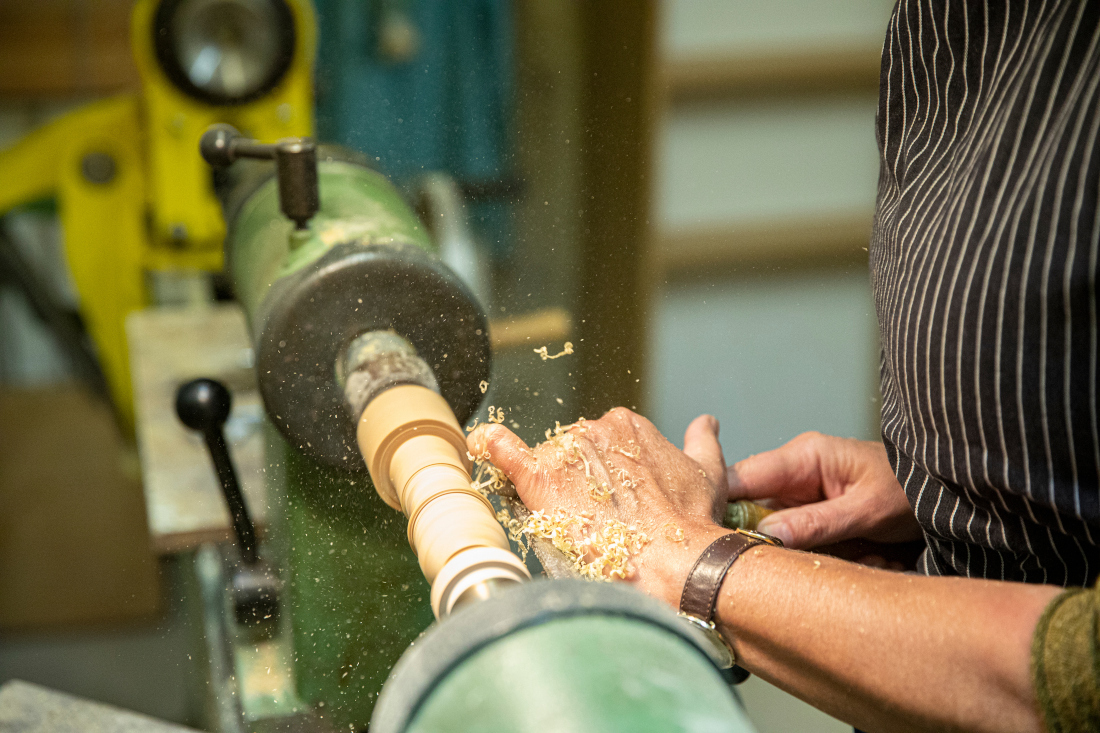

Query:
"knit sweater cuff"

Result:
[[1031, 586, 1100, 733]]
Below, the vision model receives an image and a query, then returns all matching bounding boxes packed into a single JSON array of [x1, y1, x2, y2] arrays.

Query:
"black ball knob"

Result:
[[176, 378, 232, 433], [199, 124, 241, 167]]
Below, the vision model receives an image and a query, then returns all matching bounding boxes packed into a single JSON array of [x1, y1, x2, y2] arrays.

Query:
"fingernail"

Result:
[[757, 520, 791, 546], [468, 431, 489, 454]]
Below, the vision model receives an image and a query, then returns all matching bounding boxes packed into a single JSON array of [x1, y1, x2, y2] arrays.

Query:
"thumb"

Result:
[[683, 415, 726, 480], [727, 437, 821, 502], [756, 493, 864, 549], [467, 423, 537, 486]]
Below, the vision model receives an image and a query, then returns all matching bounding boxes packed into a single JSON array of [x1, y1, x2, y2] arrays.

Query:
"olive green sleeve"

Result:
[[1030, 584, 1100, 733]]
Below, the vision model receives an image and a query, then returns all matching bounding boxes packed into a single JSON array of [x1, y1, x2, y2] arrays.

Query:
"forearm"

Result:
[[716, 546, 1061, 733]]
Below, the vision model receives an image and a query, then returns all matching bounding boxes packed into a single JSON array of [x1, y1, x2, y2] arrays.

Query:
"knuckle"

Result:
[[795, 430, 825, 445]]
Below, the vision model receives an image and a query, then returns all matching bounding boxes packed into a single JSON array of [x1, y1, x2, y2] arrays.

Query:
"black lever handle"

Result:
[[176, 378, 259, 566], [199, 123, 319, 229]]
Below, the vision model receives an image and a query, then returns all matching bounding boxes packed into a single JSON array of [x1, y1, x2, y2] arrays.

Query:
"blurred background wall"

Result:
[[647, 1, 896, 729], [0, 0, 194, 724], [649, 0, 892, 458]]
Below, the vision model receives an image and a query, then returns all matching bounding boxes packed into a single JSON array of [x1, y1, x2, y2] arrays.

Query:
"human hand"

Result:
[[729, 432, 923, 550], [467, 408, 732, 608]]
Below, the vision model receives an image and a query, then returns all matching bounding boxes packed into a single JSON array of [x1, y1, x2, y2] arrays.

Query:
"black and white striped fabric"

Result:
[[871, 0, 1100, 586]]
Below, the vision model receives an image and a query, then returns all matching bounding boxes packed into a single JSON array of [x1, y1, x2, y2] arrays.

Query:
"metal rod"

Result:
[[203, 426, 258, 566]]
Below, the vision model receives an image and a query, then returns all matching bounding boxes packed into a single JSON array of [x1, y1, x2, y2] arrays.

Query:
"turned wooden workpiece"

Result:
[[356, 385, 528, 617]]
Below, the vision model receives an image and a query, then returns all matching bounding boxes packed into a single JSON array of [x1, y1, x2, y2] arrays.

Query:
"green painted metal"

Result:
[[279, 440, 434, 730], [228, 159, 434, 332], [408, 616, 757, 733], [223, 165, 438, 729]]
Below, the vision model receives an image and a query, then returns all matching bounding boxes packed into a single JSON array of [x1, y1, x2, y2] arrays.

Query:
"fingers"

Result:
[[682, 415, 726, 480], [467, 423, 536, 486], [756, 493, 864, 549], [727, 432, 824, 502]]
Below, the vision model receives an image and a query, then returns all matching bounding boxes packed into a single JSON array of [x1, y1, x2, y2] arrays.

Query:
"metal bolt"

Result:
[[81, 152, 116, 184]]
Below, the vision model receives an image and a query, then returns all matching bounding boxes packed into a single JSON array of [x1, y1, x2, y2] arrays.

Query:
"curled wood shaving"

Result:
[[534, 341, 574, 361], [588, 479, 613, 502], [615, 440, 641, 459], [611, 467, 638, 490]]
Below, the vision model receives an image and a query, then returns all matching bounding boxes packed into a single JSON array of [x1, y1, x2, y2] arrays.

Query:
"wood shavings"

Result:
[[465, 417, 479, 433], [550, 429, 612, 503], [534, 341, 574, 361], [474, 414, 650, 580], [469, 446, 515, 498], [479, 380, 489, 394], [519, 510, 585, 565], [663, 522, 685, 542], [579, 519, 650, 580], [813, 560, 822, 569], [470, 463, 509, 496], [495, 503, 528, 561], [467, 441, 491, 462], [537, 419, 590, 470], [519, 510, 649, 581], [588, 479, 613, 502], [468, 437, 516, 499], [543, 418, 587, 441], [611, 467, 638, 490], [615, 440, 641, 459]]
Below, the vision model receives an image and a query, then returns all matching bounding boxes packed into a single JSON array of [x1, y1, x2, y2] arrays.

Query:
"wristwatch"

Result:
[[677, 528, 783, 676]]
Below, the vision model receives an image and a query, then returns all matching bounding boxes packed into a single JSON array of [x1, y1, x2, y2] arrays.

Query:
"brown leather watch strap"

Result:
[[679, 531, 762, 622]]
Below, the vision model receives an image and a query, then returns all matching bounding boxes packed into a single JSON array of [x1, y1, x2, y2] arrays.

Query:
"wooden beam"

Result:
[[655, 212, 875, 282], [0, 0, 139, 98], [574, 0, 659, 415], [663, 49, 881, 106]]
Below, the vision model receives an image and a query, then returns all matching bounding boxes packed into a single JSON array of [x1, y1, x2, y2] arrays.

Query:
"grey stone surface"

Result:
[[0, 680, 198, 733]]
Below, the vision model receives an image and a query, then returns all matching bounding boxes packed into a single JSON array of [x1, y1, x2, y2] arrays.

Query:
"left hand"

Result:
[[467, 408, 732, 608]]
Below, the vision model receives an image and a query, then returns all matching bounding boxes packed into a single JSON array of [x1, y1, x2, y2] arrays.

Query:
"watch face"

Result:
[[677, 613, 735, 670]]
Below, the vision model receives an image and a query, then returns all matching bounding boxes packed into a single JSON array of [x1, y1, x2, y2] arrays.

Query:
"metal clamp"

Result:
[[200, 123, 319, 229]]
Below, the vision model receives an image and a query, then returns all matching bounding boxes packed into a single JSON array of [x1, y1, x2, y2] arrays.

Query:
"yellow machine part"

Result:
[[130, 0, 316, 258], [0, 0, 316, 431], [0, 97, 147, 428]]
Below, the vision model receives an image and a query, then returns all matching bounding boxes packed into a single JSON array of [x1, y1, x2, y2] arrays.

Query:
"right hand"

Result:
[[728, 432, 923, 550], [467, 409, 733, 609]]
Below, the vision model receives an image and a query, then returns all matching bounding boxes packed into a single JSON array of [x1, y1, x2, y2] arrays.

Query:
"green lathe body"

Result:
[[278, 444, 433, 729], [409, 616, 755, 733], [224, 159, 436, 727], [229, 159, 433, 319]]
